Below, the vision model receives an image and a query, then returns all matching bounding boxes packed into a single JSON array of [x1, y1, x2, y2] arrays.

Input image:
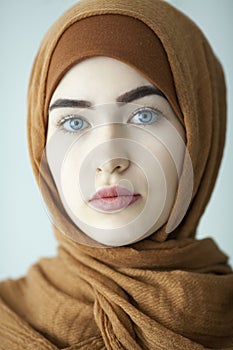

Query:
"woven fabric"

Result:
[[0, 0, 233, 349]]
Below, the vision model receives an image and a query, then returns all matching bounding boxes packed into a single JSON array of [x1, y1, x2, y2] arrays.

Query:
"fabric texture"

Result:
[[0, 0, 233, 349]]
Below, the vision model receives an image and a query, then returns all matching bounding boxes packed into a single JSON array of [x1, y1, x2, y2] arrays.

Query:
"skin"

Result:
[[46, 56, 186, 247]]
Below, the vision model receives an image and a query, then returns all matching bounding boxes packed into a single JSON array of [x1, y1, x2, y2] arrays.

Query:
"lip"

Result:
[[88, 185, 141, 211]]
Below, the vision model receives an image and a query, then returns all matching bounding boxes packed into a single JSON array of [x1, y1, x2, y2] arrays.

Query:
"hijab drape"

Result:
[[0, 0, 233, 349]]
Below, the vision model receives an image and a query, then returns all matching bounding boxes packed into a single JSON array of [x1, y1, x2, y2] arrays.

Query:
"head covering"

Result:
[[44, 14, 182, 123], [0, 0, 233, 349]]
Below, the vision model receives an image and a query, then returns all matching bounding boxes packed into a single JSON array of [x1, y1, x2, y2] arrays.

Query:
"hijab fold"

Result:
[[0, 0, 233, 349]]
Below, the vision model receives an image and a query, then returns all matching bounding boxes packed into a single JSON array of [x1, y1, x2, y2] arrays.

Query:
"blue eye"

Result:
[[129, 108, 161, 125], [59, 115, 89, 132]]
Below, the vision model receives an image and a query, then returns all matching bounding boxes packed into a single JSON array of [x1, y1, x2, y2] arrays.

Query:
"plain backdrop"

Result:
[[0, 0, 232, 280]]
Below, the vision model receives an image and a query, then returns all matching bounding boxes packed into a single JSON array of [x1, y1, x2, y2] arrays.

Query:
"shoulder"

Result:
[[0, 295, 57, 350], [0, 276, 57, 350]]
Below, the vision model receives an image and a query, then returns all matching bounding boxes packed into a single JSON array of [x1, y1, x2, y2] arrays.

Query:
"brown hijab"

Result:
[[0, 0, 232, 349]]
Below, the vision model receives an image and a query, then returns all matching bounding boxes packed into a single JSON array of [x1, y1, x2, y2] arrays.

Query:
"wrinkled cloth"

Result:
[[0, 0, 233, 349]]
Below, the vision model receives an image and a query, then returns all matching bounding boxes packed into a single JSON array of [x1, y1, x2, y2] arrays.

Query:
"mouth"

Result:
[[88, 185, 141, 211]]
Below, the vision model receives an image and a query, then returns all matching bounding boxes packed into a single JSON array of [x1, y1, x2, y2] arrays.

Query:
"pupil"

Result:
[[140, 111, 152, 122], [70, 118, 82, 129]]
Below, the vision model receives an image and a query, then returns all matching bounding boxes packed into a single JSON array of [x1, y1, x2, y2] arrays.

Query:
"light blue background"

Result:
[[0, 0, 232, 280]]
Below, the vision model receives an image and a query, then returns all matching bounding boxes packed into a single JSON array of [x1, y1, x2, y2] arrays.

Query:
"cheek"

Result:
[[146, 128, 185, 230], [61, 160, 80, 212], [154, 144, 180, 190], [149, 143, 179, 214], [59, 143, 90, 213]]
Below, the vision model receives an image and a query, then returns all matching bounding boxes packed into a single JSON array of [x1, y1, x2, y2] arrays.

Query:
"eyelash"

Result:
[[56, 115, 89, 135], [56, 106, 163, 134]]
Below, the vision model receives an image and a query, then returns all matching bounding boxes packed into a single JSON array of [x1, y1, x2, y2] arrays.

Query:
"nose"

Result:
[[97, 158, 130, 174]]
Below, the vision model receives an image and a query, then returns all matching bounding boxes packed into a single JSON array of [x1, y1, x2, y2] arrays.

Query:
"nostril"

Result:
[[96, 159, 130, 174]]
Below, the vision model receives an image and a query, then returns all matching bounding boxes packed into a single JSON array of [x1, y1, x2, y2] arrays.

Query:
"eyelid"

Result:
[[128, 106, 163, 122], [54, 105, 164, 128], [56, 114, 91, 127]]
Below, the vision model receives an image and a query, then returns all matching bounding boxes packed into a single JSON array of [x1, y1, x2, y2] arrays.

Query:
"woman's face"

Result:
[[46, 56, 186, 246]]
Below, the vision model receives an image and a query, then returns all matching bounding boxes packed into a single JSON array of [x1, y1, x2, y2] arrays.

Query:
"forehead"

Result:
[[50, 56, 154, 104]]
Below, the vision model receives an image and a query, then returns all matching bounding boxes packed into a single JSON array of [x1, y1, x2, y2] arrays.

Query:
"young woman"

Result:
[[0, 0, 232, 349]]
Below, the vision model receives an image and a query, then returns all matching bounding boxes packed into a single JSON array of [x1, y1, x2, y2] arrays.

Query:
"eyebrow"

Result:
[[117, 85, 165, 103], [49, 99, 92, 112], [49, 85, 165, 112]]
